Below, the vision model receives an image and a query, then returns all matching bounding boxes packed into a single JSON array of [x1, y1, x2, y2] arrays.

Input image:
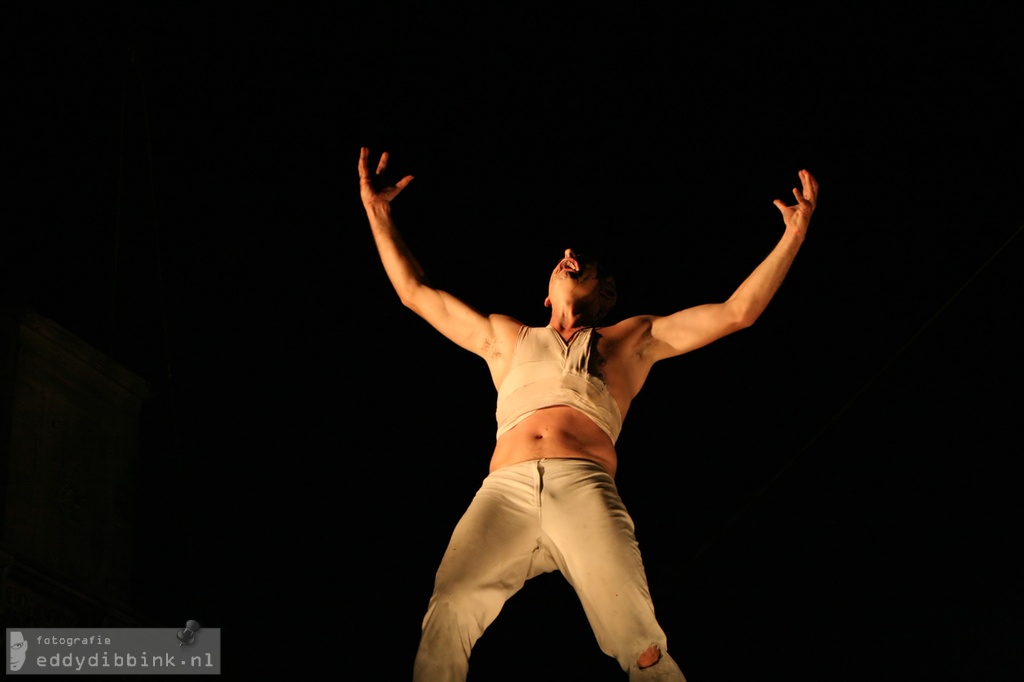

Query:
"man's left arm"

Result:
[[647, 169, 819, 360]]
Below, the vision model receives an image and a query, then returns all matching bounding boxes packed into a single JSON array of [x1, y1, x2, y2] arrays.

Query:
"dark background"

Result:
[[6, 3, 1022, 680]]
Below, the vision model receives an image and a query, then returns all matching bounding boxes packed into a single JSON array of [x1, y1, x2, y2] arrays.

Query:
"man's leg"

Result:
[[538, 460, 687, 681], [413, 462, 551, 682]]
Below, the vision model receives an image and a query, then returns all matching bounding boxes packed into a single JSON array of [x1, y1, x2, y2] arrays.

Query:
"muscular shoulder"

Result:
[[594, 316, 660, 404], [481, 315, 526, 389], [597, 316, 659, 362], [480, 314, 524, 361]]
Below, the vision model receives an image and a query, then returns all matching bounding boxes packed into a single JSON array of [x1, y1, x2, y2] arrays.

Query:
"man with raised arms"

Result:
[[358, 146, 819, 681]]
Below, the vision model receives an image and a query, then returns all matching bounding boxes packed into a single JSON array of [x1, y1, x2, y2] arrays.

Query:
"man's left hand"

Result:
[[773, 169, 819, 237]]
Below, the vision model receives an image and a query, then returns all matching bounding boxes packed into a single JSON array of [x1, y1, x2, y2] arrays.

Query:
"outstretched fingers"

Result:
[[798, 169, 819, 205], [773, 169, 819, 236], [357, 147, 388, 184], [781, 170, 819, 213], [357, 147, 389, 178], [358, 146, 368, 176], [358, 147, 414, 203], [394, 174, 414, 192]]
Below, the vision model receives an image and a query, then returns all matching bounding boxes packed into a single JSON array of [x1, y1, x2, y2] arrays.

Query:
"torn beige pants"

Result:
[[413, 458, 686, 681]]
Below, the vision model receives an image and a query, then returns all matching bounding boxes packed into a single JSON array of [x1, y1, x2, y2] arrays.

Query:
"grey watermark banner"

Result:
[[8, 627, 220, 675]]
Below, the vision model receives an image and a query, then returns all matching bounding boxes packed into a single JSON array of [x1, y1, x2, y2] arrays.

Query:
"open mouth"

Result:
[[559, 258, 581, 277]]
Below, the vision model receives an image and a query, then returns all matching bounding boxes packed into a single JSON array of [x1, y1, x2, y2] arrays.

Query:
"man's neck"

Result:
[[548, 308, 599, 338]]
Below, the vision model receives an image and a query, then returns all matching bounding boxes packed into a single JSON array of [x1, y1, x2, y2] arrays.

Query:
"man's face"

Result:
[[10, 631, 27, 671], [551, 248, 584, 277], [548, 248, 617, 313]]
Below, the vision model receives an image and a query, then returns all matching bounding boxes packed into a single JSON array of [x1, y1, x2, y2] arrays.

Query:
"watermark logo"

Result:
[[10, 631, 28, 671], [177, 621, 200, 647], [7, 626, 220, 675]]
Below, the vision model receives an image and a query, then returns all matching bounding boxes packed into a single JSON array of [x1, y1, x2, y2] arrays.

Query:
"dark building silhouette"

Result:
[[1, 307, 151, 627]]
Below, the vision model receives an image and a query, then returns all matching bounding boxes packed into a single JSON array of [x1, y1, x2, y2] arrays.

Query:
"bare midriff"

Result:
[[489, 405, 619, 478]]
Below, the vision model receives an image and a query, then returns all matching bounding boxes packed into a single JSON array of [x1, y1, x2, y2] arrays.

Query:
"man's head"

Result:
[[545, 248, 618, 322], [10, 631, 27, 672]]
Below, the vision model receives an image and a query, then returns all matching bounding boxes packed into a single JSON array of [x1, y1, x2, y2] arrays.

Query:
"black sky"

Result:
[[6, 3, 1023, 680]]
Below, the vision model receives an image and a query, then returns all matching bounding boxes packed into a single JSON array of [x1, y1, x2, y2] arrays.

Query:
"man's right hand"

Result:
[[358, 147, 414, 210]]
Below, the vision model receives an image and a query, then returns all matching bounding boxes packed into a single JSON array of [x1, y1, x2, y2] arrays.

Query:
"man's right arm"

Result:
[[358, 147, 506, 358]]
